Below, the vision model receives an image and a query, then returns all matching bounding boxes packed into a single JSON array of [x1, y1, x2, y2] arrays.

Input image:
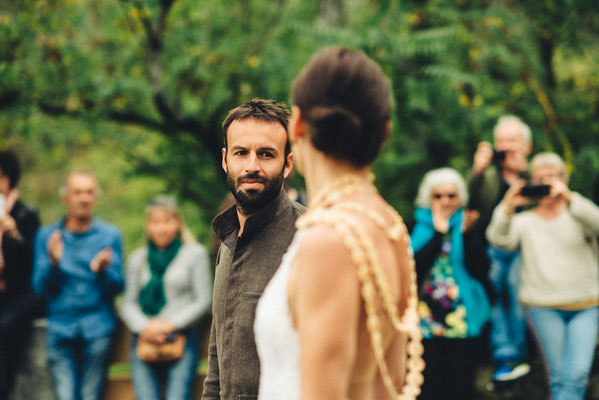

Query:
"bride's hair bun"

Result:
[[292, 47, 391, 166]]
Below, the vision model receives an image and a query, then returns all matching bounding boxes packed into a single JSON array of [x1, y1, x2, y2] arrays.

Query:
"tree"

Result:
[[2, 0, 599, 233]]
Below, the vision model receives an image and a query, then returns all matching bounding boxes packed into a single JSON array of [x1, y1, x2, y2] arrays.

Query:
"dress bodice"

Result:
[[254, 230, 304, 400]]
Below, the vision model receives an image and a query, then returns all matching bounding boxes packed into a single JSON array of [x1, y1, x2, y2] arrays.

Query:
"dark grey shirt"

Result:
[[202, 190, 305, 400]]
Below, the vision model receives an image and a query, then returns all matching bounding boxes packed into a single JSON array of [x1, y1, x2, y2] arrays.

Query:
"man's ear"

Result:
[[221, 147, 228, 173]]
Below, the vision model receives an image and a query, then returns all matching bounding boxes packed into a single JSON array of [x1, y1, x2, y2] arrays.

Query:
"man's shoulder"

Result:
[[12, 200, 39, 219], [468, 164, 500, 184], [38, 220, 61, 237], [289, 200, 307, 216], [93, 218, 122, 237]]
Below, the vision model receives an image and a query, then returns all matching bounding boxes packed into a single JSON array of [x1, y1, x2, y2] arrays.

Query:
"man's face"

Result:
[[222, 118, 292, 215], [494, 127, 531, 173], [62, 173, 98, 220]]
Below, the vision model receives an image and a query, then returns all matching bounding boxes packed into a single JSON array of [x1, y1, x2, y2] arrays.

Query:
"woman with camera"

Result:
[[120, 196, 212, 400], [487, 152, 599, 400]]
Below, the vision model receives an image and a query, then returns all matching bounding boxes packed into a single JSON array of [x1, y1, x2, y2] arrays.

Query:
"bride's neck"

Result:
[[302, 152, 370, 203]]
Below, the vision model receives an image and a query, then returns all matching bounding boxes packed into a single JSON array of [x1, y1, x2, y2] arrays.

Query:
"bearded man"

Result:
[[202, 99, 305, 400]]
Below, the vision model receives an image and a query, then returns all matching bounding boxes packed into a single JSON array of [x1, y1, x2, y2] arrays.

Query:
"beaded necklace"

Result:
[[297, 174, 425, 400]]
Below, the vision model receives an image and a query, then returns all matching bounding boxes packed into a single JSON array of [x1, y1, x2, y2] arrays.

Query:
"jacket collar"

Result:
[[213, 189, 291, 247]]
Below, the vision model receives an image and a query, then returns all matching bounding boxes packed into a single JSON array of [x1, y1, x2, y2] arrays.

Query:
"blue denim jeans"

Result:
[[487, 246, 527, 363], [130, 329, 199, 400], [526, 306, 599, 400], [46, 332, 112, 400]]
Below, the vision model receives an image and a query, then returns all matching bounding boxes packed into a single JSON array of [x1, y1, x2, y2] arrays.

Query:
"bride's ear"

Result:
[[289, 106, 308, 144]]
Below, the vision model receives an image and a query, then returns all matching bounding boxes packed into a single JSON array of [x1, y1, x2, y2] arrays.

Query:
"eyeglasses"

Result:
[[432, 193, 458, 200], [531, 174, 561, 184]]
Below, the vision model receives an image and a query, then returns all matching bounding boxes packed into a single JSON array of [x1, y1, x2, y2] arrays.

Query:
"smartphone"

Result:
[[520, 184, 550, 198], [0, 194, 5, 217], [492, 149, 506, 162]]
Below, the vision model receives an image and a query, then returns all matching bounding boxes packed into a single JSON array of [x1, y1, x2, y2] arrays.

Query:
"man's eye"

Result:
[[234, 150, 247, 156], [259, 151, 274, 158]]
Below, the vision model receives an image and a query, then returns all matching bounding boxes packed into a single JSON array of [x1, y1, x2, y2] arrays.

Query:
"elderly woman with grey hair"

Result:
[[411, 167, 492, 400], [487, 152, 599, 400]]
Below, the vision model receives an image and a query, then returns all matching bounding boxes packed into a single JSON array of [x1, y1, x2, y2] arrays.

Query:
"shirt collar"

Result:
[[59, 216, 98, 235], [212, 189, 291, 246]]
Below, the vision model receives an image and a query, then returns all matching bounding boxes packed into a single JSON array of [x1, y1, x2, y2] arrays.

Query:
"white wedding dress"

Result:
[[254, 231, 304, 400]]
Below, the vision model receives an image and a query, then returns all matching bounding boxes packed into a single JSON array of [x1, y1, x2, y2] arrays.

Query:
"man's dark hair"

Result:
[[0, 150, 21, 189], [291, 47, 391, 167], [222, 99, 291, 157]]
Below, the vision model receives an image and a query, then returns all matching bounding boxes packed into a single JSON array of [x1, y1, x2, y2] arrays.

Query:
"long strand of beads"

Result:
[[339, 214, 424, 399], [296, 206, 425, 400]]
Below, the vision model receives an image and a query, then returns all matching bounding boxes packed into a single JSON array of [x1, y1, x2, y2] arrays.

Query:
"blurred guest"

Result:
[[0, 150, 42, 398], [411, 167, 491, 400], [120, 195, 212, 400], [468, 115, 532, 383], [33, 170, 124, 400], [487, 152, 599, 400]]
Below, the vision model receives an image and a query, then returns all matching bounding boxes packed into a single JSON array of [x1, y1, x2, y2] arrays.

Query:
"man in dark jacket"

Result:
[[468, 115, 532, 385], [202, 99, 305, 400], [0, 150, 42, 398]]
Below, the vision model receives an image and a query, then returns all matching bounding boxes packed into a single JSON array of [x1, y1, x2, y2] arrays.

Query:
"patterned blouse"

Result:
[[418, 235, 468, 339]]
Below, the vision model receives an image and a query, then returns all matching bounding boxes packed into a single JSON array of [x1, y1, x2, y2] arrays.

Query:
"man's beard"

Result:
[[227, 167, 285, 216]]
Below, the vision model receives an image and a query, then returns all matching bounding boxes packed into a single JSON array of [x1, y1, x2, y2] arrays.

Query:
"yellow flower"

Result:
[[418, 302, 431, 318], [446, 306, 467, 335]]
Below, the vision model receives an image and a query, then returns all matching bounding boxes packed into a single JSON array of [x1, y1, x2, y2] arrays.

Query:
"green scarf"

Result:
[[139, 238, 182, 316]]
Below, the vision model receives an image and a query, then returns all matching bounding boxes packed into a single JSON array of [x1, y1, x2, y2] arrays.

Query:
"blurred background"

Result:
[[1, 0, 598, 256]]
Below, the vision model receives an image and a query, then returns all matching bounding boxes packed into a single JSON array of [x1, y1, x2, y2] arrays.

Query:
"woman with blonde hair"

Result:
[[120, 195, 212, 400], [487, 152, 599, 400], [254, 47, 424, 400]]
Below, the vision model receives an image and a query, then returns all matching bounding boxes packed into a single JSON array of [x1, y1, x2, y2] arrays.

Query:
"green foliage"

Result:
[[1, 0, 599, 246]]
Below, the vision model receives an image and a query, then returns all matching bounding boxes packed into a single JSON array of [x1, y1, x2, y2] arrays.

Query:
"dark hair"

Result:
[[222, 99, 291, 157], [291, 47, 391, 166], [0, 150, 21, 188]]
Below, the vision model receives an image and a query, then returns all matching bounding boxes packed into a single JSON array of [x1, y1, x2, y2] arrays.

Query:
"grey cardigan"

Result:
[[119, 242, 212, 332]]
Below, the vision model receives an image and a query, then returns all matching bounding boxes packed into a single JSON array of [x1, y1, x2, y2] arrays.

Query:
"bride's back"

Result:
[[343, 195, 414, 400]]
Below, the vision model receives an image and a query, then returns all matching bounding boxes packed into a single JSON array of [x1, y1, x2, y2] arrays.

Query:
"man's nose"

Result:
[[245, 153, 260, 172]]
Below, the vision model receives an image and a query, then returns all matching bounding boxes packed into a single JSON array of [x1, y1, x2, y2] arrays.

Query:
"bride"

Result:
[[254, 47, 424, 400]]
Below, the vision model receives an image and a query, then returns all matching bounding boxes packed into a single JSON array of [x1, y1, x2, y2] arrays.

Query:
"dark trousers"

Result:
[[0, 294, 45, 399], [418, 336, 481, 400]]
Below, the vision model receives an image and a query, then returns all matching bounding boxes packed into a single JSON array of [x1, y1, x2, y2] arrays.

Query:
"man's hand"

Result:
[[0, 215, 20, 240], [47, 230, 63, 266], [472, 141, 494, 176], [90, 247, 112, 273]]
